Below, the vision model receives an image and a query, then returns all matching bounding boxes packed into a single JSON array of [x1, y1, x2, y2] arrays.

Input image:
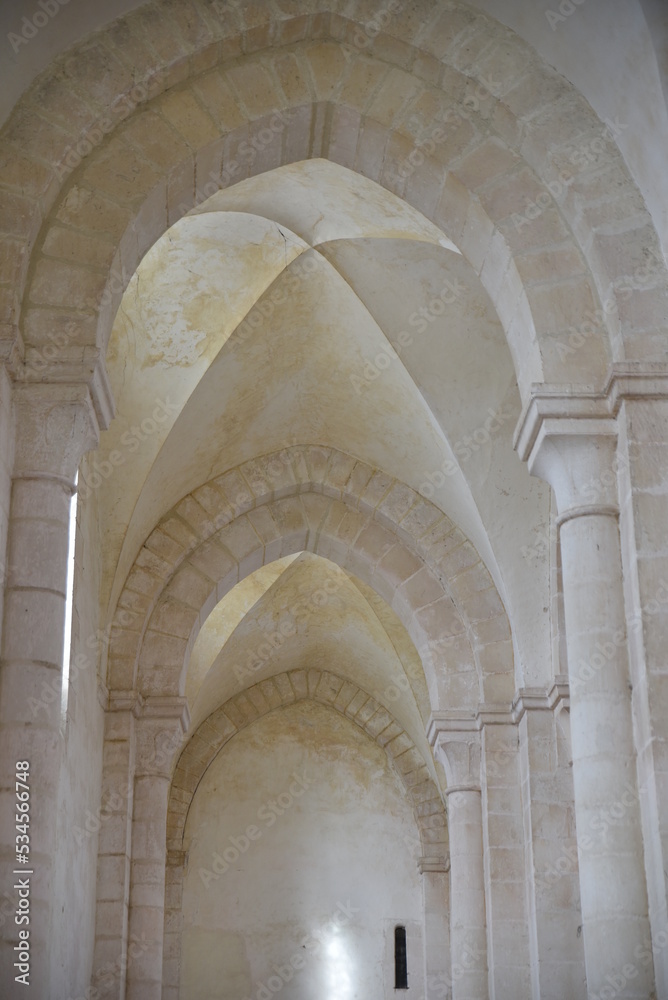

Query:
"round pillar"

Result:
[[519, 404, 654, 999], [435, 732, 488, 1000], [124, 700, 188, 1000], [0, 384, 101, 998]]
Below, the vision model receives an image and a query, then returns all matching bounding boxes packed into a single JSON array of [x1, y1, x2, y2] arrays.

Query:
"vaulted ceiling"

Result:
[[95, 159, 550, 750]]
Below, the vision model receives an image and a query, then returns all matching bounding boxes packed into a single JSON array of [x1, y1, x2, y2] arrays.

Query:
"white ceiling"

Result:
[[96, 160, 552, 746]]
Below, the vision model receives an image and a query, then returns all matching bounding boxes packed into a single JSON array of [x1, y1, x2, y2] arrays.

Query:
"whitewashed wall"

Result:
[[181, 699, 427, 1000]]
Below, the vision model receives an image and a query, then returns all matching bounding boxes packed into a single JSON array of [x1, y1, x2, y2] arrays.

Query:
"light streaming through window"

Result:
[[60, 472, 78, 728], [325, 927, 353, 999]]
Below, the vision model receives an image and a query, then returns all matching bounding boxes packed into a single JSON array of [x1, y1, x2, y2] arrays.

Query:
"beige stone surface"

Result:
[[1, 2, 668, 998]]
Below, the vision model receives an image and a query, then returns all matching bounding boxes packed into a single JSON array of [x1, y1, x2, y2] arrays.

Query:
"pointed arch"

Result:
[[167, 668, 448, 862], [107, 447, 514, 713]]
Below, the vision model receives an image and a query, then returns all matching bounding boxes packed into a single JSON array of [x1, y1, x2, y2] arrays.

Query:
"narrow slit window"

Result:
[[60, 472, 78, 729], [394, 925, 408, 990]]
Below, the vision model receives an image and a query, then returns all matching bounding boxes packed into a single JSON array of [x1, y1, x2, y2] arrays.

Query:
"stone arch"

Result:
[[2, 0, 666, 405], [161, 670, 448, 999], [167, 668, 448, 862], [107, 446, 514, 713]]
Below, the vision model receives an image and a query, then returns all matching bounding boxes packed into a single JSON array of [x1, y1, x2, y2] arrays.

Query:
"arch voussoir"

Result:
[[1, 0, 665, 402], [160, 664, 449, 993], [166, 667, 448, 860], [107, 447, 513, 715]]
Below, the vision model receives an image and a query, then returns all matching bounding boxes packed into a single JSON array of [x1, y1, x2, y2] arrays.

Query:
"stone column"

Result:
[[419, 856, 451, 1000], [433, 730, 488, 1000], [613, 365, 668, 998], [91, 698, 138, 1000], [517, 397, 654, 998], [162, 851, 186, 1000], [516, 685, 586, 1000], [481, 720, 531, 998], [0, 383, 103, 998], [124, 697, 188, 1000]]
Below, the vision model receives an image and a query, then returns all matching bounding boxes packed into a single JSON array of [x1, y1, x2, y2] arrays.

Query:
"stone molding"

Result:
[[7, 346, 115, 430], [418, 855, 450, 874], [427, 675, 570, 743], [555, 503, 619, 527], [514, 362, 668, 464], [107, 689, 190, 729], [512, 674, 569, 719]]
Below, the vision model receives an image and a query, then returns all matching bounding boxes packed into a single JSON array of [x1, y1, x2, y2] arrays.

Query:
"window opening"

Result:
[[60, 472, 78, 728], [394, 925, 408, 989]]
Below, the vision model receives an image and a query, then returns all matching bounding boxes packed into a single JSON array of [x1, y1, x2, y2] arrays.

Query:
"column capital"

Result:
[[138, 694, 190, 727], [512, 675, 569, 720], [134, 696, 190, 776], [514, 390, 617, 514], [418, 855, 450, 874], [9, 343, 115, 427], [167, 849, 187, 868], [107, 689, 145, 715], [430, 722, 481, 790], [12, 379, 111, 481], [514, 363, 668, 515]]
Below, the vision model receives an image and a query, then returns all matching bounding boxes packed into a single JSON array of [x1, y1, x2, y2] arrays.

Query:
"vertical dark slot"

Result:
[[394, 925, 408, 989]]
